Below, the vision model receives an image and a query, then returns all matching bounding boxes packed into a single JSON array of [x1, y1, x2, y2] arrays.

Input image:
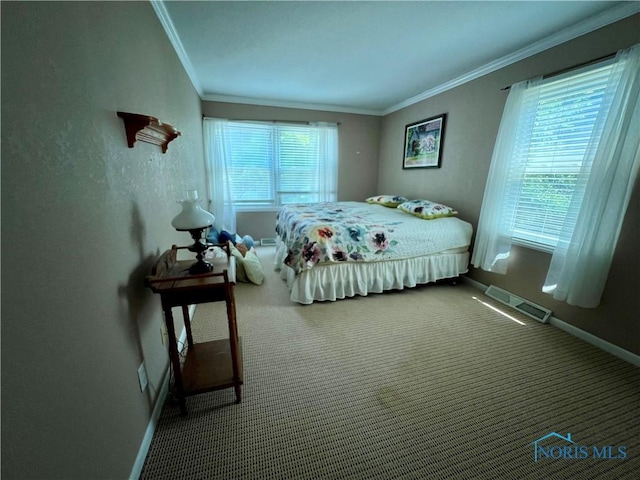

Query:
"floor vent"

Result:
[[260, 237, 277, 246], [484, 285, 552, 324]]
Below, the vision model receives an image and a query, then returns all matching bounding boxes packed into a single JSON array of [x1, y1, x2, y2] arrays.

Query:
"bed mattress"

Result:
[[274, 201, 473, 304], [276, 201, 473, 273]]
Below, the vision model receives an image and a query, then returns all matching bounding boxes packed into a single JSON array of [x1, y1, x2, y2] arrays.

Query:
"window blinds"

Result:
[[224, 121, 337, 208], [510, 63, 615, 250], [226, 122, 274, 205], [276, 125, 321, 204]]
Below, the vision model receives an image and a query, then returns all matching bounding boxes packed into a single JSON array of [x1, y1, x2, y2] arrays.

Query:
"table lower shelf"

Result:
[[181, 338, 243, 395]]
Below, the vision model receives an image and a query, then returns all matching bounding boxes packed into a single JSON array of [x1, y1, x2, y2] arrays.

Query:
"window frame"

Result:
[[223, 121, 337, 211], [508, 59, 616, 253]]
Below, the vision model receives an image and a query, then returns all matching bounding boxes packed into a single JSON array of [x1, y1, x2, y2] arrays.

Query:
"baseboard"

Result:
[[129, 366, 170, 480], [460, 276, 640, 367], [129, 306, 193, 480], [548, 317, 640, 367], [460, 275, 488, 292]]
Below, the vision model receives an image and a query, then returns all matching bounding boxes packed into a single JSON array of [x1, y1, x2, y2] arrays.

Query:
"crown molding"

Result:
[[382, 2, 640, 115], [152, 0, 638, 117], [150, 0, 203, 97], [201, 93, 383, 116], [151, 1, 379, 115]]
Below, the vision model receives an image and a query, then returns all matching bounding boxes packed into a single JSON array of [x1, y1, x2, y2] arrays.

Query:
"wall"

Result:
[[1, 2, 205, 479], [201, 101, 381, 240], [377, 15, 640, 355]]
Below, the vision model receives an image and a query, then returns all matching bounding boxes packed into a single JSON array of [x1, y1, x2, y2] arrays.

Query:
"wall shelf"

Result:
[[117, 111, 181, 153]]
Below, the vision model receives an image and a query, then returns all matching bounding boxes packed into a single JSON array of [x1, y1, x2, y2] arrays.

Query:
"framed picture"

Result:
[[402, 113, 446, 169]]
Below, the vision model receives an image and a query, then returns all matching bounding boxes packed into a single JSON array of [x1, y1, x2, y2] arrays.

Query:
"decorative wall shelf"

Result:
[[117, 111, 181, 153]]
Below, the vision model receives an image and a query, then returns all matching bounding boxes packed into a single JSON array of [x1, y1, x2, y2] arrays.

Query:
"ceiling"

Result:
[[154, 1, 638, 115]]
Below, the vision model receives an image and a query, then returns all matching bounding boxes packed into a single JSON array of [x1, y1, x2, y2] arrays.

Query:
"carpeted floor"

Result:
[[140, 247, 639, 479]]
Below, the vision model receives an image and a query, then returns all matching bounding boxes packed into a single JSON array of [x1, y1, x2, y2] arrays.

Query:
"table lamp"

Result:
[[171, 190, 216, 274]]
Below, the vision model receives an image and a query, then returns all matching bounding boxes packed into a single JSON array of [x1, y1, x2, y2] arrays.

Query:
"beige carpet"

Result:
[[140, 247, 639, 479]]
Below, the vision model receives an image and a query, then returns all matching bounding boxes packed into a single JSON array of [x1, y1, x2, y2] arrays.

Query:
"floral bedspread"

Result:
[[276, 201, 473, 274]]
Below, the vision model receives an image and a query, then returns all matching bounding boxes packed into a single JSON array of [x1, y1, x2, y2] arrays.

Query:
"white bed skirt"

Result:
[[275, 240, 469, 304]]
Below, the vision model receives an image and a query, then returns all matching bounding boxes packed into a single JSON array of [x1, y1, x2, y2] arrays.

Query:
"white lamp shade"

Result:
[[171, 199, 216, 231]]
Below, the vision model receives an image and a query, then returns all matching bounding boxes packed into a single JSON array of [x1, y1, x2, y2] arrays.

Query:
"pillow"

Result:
[[235, 242, 248, 257], [242, 234, 255, 249], [206, 227, 220, 244], [229, 245, 264, 285], [242, 248, 265, 285], [366, 195, 409, 208], [219, 230, 237, 245], [229, 244, 248, 283], [204, 246, 227, 259], [398, 199, 458, 219]]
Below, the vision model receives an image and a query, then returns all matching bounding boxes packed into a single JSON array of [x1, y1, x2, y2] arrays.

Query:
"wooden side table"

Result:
[[146, 243, 242, 415]]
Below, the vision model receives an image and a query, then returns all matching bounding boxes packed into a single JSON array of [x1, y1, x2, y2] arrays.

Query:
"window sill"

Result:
[[234, 206, 281, 213], [512, 237, 555, 254]]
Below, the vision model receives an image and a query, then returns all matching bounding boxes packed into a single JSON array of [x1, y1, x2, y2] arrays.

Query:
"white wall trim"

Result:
[[129, 365, 170, 480], [152, 0, 638, 116], [382, 2, 640, 115], [129, 306, 193, 480], [460, 275, 487, 293], [549, 317, 640, 368], [460, 277, 640, 367], [150, 0, 203, 97], [201, 93, 381, 116]]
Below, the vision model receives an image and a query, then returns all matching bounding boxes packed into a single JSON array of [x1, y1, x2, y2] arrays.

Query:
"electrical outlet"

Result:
[[137, 362, 148, 392], [160, 325, 168, 345]]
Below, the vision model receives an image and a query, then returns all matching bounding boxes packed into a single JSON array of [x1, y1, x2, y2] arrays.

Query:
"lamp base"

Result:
[[179, 227, 214, 275], [189, 258, 214, 275]]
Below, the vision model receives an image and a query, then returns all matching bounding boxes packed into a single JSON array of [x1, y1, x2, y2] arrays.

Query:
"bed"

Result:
[[274, 200, 473, 304]]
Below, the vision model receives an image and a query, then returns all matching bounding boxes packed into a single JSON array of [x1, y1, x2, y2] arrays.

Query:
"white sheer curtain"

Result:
[[470, 78, 543, 273], [203, 118, 236, 233], [312, 122, 339, 202], [543, 44, 640, 307]]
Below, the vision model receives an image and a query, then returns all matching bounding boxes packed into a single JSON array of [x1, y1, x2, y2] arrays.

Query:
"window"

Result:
[[509, 62, 615, 252], [211, 120, 338, 210], [472, 43, 639, 307]]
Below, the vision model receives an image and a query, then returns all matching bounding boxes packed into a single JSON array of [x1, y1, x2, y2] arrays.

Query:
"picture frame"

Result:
[[402, 113, 446, 169]]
